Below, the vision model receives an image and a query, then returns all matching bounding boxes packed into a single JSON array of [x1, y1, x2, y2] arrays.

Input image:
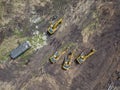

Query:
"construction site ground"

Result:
[[0, 0, 120, 90]]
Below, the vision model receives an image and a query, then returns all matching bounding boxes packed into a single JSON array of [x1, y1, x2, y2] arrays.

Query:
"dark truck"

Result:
[[10, 41, 31, 59]]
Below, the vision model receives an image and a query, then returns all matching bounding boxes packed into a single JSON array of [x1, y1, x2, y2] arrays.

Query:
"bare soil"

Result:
[[0, 0, 120, 90]]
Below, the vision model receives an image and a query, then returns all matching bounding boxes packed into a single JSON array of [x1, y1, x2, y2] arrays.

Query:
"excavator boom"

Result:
[[84, 49, 95, 60], [52, 18, 62, 29]]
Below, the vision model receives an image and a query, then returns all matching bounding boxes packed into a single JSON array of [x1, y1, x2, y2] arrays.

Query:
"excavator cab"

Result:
[[49, 47, 69, 64], [62, 49, 76, 70], [76, 49, 96, 64], [47, 18, 62, 34]]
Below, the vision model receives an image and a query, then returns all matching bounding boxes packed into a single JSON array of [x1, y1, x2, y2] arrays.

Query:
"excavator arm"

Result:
[[83, 49, 96, 60], [52, 18, 62, 29]]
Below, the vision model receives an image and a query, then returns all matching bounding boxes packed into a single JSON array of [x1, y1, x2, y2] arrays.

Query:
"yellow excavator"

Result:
[[49, 47, 69, 64], [47, 18, 62, 34], [62, 49, 76, 70], [76, 49, 96, 64]]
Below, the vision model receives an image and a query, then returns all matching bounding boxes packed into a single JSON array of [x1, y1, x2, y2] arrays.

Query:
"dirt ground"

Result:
[[0, 0, 120, 90]]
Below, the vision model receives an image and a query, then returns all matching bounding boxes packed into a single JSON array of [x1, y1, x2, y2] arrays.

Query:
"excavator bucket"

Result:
[[76, 49, 96, 64], [50, 15, 58, 21]]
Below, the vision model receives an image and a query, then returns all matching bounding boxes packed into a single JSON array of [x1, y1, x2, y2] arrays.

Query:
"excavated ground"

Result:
[[0, 0, 120, 90]]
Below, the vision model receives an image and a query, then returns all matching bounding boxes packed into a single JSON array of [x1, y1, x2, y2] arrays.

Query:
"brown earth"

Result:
[[0, 0, 120, 90]]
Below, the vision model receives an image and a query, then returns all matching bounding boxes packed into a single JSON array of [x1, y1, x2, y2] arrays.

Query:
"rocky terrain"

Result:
[[0, 0, 120, 90]]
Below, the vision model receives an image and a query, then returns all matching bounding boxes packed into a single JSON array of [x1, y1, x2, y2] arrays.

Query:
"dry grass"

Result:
[[0, 81, 15, 90], [81, 11, 99, 43]]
